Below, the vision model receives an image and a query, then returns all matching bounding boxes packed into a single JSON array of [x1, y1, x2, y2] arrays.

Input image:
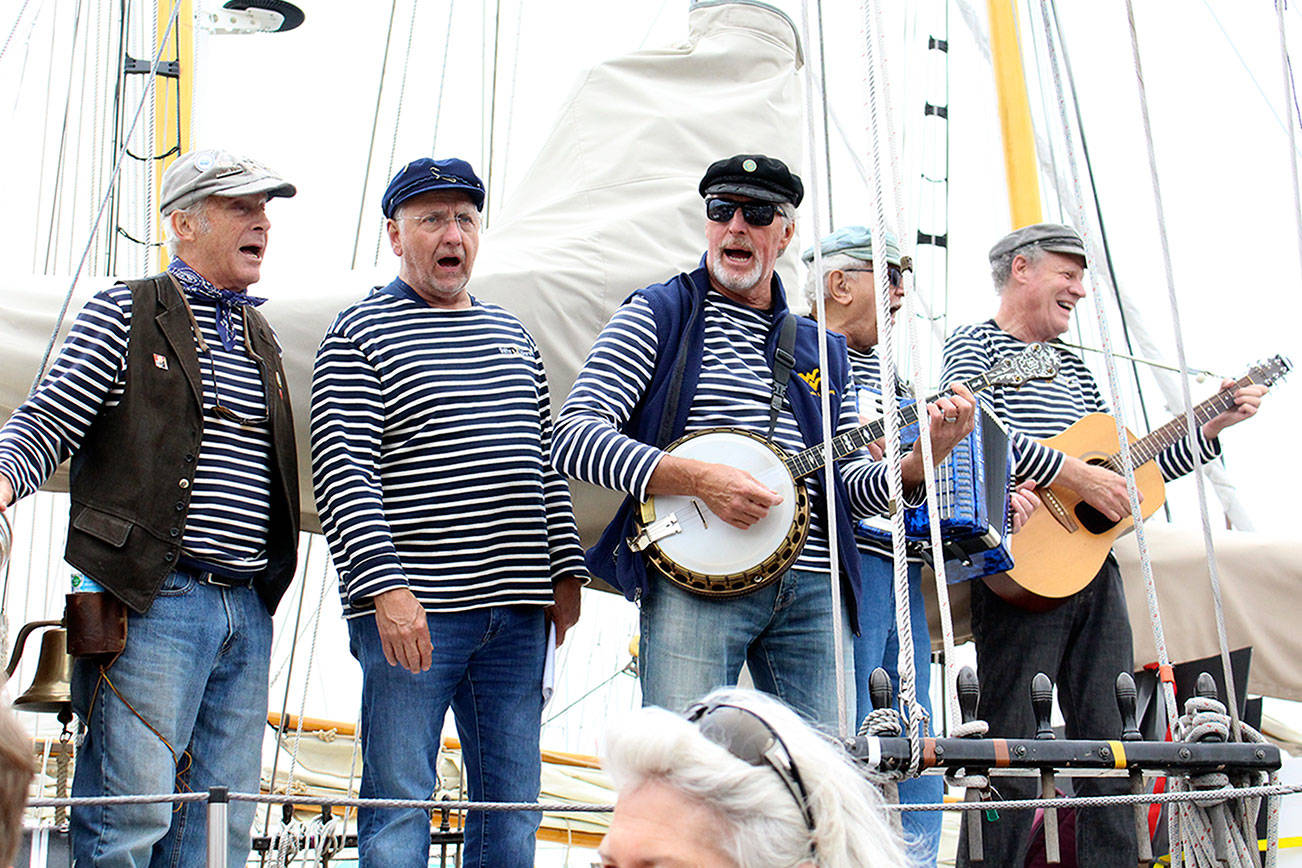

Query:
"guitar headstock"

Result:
[[1244, 354, 1293, 388], [982, 343, 1060, 388]]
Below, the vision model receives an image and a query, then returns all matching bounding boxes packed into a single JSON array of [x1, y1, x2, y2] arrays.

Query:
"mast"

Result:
[[986, 0, 1041, 226], [154, 0, 193, 272]]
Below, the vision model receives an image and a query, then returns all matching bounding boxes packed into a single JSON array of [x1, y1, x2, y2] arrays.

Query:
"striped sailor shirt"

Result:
[[0, 262, 275, 574], [940, 320, 1220, 485], [552, 291, 895, 573], [310, 279, 586, 617]]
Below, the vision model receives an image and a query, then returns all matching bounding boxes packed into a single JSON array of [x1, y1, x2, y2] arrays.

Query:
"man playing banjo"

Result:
[[552, 154, 975, 726]]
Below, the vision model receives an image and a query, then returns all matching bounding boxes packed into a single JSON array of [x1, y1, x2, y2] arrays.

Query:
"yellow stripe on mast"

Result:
[[987, 0, 1042, 227], [155, 0, 193, 272]]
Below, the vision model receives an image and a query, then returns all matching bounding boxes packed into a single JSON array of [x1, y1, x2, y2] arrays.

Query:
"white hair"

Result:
[[801, 251, 862, 310], [163, 199, 211, 257], [990, 243, 1045, 293], [603, 688, 910, 868]]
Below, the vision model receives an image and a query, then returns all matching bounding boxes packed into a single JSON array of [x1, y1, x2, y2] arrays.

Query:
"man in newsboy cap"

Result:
[[0, 147, 300, 866], [552, 157, 972, 728], [310, 157, 587, 867], [940, 222, 1268, 866]]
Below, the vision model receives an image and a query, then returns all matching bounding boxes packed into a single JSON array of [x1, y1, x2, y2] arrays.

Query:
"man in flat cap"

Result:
[[941, 222, 1268, 865], [553, 156, 973, 727], [310, 157, 586, 867], [0, 147, 300, 866]]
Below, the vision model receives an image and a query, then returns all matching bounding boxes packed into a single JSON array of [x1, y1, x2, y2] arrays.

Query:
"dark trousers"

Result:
[[957, 556, 1140, 867]]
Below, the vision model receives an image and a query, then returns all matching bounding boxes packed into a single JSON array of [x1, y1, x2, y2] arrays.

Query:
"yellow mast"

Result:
[[154, 0, 193, 271], [986, 0, 1042, 227]]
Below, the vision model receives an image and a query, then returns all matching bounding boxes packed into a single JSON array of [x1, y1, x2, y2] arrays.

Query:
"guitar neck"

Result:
[[1105, 374, 1252, 470], [783, 372, 990, 480]]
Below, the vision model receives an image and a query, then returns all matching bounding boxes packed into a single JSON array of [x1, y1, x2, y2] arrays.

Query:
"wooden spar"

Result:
[[986, 0, 1042, 227], [154, 0, 193, 272]]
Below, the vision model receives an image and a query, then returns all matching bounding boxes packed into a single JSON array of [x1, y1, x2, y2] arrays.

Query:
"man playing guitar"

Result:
[[941, 223, 1268, 867], [552, 154, 974, 728]]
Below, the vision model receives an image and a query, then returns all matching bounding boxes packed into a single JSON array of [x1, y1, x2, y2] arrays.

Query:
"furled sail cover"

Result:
[[0, 1, 806, 539]]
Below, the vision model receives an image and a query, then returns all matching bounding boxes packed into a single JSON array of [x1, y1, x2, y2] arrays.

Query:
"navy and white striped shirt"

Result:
[[940, 320, 1220, 485], [310, 280, 586, 617], [0, 263, 275, 574], [552, 291, 894, 573]]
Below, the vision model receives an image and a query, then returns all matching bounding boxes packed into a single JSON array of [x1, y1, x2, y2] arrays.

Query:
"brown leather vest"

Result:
[[64, 273, 300, 614]]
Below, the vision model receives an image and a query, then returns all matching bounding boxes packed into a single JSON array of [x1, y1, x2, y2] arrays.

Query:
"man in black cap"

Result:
[[310, 157, 587, 868], [553, 154, 972, 727], [0, 147, 300, 867], [941, 222, 1268, 866]]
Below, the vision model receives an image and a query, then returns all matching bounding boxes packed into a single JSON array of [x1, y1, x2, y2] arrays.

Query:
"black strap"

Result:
[[766, 314, 798, 440]]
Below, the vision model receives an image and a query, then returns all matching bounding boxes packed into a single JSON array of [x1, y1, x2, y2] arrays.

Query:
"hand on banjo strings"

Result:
[[692, 461, 783, 530]]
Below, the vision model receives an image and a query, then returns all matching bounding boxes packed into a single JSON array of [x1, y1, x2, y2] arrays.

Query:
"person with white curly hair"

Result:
[[598, 688, 910, 868]]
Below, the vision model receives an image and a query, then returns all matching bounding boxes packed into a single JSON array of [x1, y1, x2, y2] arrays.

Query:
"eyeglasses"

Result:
[[685, 700, 817, 837], [201, 340, 270, 426], [705, 197, 778, 227], [397, 211, 480, 234], [842, 265, 904, 288]]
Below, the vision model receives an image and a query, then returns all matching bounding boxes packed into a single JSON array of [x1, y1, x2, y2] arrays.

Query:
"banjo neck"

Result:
[[782, 372, 997, 481]]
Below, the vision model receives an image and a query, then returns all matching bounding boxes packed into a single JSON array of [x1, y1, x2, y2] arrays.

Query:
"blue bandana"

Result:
[[168, 258, 267, 352]]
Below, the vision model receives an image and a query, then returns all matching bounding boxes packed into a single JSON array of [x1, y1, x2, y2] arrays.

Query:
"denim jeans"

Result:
[[70, 570, 271, 868], [853, 555, 942, 864], [957, 557, 1138, 867], [347, 605, 545, 868], [639, 568, 854, 729]]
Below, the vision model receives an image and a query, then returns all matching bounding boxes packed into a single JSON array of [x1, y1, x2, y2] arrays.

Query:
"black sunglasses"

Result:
[[842, 265, 904, 288], [705, 197, 778, 227], [685, 701, 817, 838]]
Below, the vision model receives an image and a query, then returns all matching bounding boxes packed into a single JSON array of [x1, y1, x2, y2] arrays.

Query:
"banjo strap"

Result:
[[767, 314, 798, 440], [654, 274, 702, 449]]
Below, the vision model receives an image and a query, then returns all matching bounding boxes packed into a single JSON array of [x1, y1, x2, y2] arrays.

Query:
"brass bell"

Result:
[[5, 620, 71, 714]]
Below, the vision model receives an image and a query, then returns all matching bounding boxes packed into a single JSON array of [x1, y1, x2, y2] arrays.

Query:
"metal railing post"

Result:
[[206, 786, 228, 868]]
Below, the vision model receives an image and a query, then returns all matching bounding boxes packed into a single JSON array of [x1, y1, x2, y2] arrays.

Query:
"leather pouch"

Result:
[[65, 591, 127, 659]]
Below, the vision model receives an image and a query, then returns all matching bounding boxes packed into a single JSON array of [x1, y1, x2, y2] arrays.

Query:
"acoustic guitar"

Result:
[[983, 355, 1292, 611]]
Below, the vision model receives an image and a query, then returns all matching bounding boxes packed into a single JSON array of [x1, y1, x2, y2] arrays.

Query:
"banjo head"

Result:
[[638, 428, 811, 597]]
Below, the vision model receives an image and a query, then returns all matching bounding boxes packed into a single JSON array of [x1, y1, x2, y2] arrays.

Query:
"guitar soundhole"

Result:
[[1074, 501, 1119, 535]]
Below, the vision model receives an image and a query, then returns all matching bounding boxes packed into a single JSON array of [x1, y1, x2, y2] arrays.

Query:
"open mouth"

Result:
[[437, 255, 462, 268], [722, 247, 754, 265], [1057, 301, 1074, 312], [239, 244, 263, 261]]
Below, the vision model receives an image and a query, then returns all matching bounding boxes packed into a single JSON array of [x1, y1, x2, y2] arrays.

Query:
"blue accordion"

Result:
[[856, 397, 1014, 583]]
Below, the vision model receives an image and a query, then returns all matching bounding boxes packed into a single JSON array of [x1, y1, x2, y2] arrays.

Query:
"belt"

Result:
[[175, 563, 255, 589]]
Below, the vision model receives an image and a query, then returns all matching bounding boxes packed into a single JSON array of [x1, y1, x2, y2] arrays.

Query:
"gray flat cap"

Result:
[[988, 222, 1086, 264], [160, 148, 296, 215]]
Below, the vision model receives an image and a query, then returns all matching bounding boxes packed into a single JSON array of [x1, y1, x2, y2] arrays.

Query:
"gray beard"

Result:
[[707, 252, 762, 293]]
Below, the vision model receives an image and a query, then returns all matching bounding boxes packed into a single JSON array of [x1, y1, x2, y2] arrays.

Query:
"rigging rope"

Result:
[[798, 0, 849, 738], [349, 0, 398, 270], [372, 0, 420, 267], [1277, 0, 1302, 277], [1121, 4, 1274, 864], [863, 0, 941, 763], [483, 0, 503, 227], [0, 0, 35, 67], [29, 0, 183, 394], [429, 0, 456, 156]]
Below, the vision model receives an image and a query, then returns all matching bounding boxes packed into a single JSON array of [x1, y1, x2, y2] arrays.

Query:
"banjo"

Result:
[[628, 343, 1060, 597]]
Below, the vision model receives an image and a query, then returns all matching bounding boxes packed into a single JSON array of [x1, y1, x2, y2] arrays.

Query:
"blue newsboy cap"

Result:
[[801, 225, 902, 267], [382, 157, 485, 218]]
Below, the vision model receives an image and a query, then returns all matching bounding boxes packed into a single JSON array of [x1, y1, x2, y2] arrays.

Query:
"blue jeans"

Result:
[[639, 569, 854, 728], [348, 605, 545, 868], [70, 571, 272, 868], [854, 555, 943, 864]]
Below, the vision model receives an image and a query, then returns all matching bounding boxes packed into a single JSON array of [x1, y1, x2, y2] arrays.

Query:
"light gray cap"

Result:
[[160, 148, 296, 215], [988, 222, 1086, 264]]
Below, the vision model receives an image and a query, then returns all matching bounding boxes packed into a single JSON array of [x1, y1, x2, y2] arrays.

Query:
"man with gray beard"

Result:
[[553, 155, 972, 726]]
